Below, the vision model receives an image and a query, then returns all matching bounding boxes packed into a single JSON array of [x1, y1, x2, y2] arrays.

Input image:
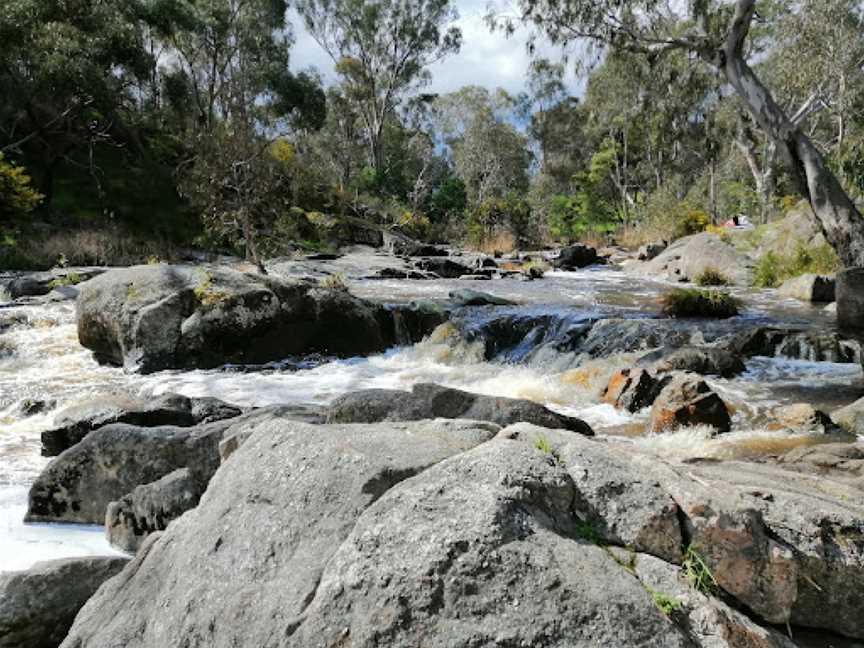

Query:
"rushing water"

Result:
[[0, 266, 861, 573]]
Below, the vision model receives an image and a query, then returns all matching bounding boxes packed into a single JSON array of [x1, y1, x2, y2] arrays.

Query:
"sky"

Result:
[[288, 0, 585, 97]]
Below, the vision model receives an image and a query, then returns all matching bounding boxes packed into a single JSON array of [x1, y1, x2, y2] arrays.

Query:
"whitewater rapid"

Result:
[[1, 267, 860, 573]]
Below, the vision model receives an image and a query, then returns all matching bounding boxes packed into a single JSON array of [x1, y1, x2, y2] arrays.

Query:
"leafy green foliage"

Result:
[[661, 288, 740, 319], [752, 244, 840, 288], [467, 192, 533, 249], [674, 209, 711, 239], [0, 154, 42, 217]]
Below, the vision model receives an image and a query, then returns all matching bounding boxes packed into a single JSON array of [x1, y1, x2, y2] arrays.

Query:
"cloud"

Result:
[[288, 1, 584, 97]]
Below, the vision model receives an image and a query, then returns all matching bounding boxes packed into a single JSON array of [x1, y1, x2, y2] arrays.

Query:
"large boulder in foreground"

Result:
[[61, 422, 691, 648], [60, 418, 503, 648], [41, 392, 243, 456], [326, 382, 594, 436], [77, 265, 404, 373], [0, 556, 128, 648]]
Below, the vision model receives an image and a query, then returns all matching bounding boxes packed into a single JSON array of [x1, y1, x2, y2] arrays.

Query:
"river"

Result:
[[1, 266, 861, 573]]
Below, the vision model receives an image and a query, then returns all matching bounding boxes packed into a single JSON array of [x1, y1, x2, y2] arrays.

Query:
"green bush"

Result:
[[694, 267, 731, 286], [0, 153, 42, 217], [661, 288, 740, 319], [673, 209, 710, 239], [752, 243, 840, 288]]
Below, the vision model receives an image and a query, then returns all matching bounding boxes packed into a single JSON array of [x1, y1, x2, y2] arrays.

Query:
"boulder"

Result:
[[106, 468, 203, 553], [638, 242, 667, 261], [837, 267, 864, 332], [41, 392, 243, 456], [27, 417, 237, 524], [60, 418, 504, 648], [500, 424, 683, 563], [76, 265, 402, 373], [326, 382, 595, 436], [725, 326, 862, 364], [771, 403, 843, 434], [289, 440, 692, 648], [412, 257, 473, 278], [639, 345, 746, 378], [777, 273, 836, 303], [447, 288, 516, 307], [832, 396, 864, 434], [649, 374, 731, 434], [602, 368, 667, 412], [382, 230, 446, 256], [553, 243, 599, 269], [778, 442, 864, 478], [0, 556, 128, 648], [619, 550, 797, 648], [2, 268, 103, 300], [638, 233, 752, 286]]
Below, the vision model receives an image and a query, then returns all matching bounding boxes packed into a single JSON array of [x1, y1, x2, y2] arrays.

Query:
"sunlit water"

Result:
[[0, 266, 860, 573]]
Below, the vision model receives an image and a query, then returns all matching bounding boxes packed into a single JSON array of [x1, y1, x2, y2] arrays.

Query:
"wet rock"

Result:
[[0, 556, 128, 648], [369, 267, 434, 280], [649, 373, 731, 434], [41, 392, 243, 456], [553, 243, 599, 269], [778, 273, 835, 303], [389, 301, 451, 345], [640, 345, 746, 378], [602, 368, 667, 412], [412, 256, 473, 278], [457, 273, 491, 280], [638, 233, 752, 286], [771, 403, 843, 434], [501, 424, 683, 563], [638, 241, 667, 261], [77, 265, 403, 373], [326, 382, 595, 436], [832, 396, 864, 434], [27, 417, 238, 524], [15, 398, 57, 417], [475, 256, 498, 269], [2, 268, 104, 300], [725, 326, 862, 364], [447, 288, 516, 307], [106, 468, 203, 553], [60, 418, 502, 648]]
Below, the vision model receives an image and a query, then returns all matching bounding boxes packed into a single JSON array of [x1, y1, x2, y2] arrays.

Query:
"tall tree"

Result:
[[296, 0, 461, 176], [499, 0, 864, 267]]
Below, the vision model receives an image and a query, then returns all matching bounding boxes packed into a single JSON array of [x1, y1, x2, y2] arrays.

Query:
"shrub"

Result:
[[694, 267, 731, 287], [0, 154, 43, 217], [752, 243, 840, 288], [673, 209, 710, 239], [661, 288, 740, 319], [318, 272, 349, 292], [647, 588, 683, 616]]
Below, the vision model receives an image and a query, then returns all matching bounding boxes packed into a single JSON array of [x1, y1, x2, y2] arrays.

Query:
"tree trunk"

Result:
[[715, 0, 864, 267], [241, 211, 267, 275]]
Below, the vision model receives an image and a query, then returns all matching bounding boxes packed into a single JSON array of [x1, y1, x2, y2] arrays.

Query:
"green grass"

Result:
[[752, 243, 839, 288], [647, 587, 683, 615], [661, 288, 740, 318], [318, 273, 349, 292], [682, 544, 718, 595], [694, 267, 731, 287], [47, 272, 81, 289]]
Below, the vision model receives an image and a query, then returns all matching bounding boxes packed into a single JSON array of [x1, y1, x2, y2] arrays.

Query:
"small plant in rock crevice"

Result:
[[682, 544, 718, 595], [318, 272, 349, 292], [646, 587, 683, 616], [661, 288, 740, 319]]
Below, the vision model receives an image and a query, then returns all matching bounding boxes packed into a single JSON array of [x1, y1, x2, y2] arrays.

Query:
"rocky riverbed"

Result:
[[1, 243, 863, 647]]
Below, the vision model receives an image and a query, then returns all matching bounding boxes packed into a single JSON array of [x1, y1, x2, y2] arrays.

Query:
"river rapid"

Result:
[[1, 266, 861, 573]]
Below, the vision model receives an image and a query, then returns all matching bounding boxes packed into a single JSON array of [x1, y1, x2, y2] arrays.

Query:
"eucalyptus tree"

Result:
[[0, 0, 152, 200], [295, 0, 462, 177], [499, 0, 864, 267]]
